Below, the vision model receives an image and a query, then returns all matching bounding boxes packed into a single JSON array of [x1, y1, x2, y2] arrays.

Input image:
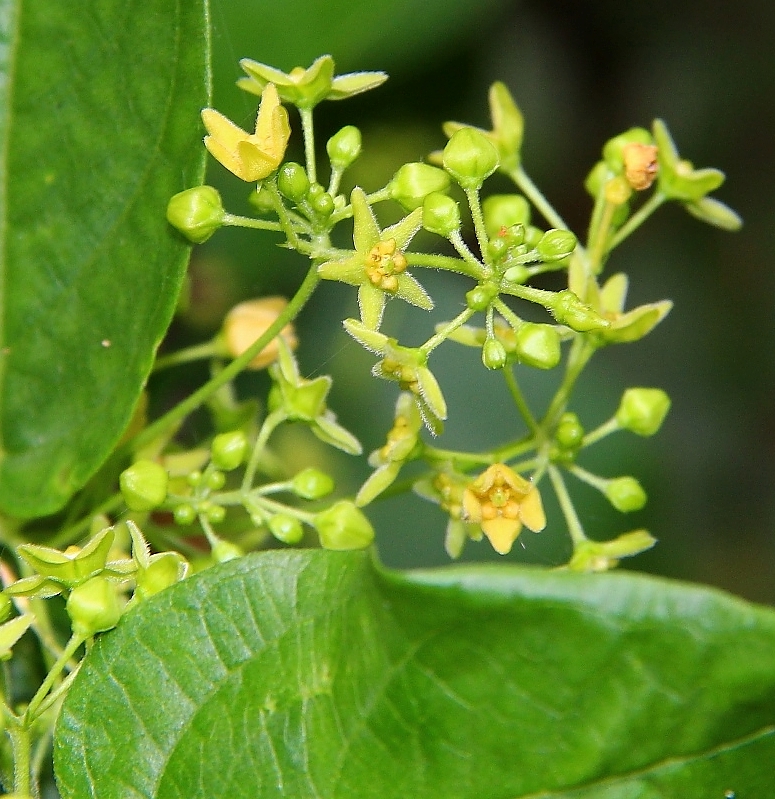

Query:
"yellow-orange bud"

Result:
[[222, 297, 297, 369]]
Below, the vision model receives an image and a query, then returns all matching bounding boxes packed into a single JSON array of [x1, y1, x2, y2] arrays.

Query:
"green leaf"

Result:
[[0, 0, 211, 518], [55, 551, 775, 798]]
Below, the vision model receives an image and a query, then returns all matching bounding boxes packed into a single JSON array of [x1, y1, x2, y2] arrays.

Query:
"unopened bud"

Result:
[[222, 297, 298, 370], [616, 388, 671, 436], [389, 163, 451, 211], [120, 460, 168, 512], [516, 323, 561, 369], [422, 192, 460, 237], [314, 500, 375, 550], [606, 476, 647, 512], [443, 128, 499, 189], [166, 186, 225, 243], [482, 194, 530, 239], [327, 125, 362, 170]]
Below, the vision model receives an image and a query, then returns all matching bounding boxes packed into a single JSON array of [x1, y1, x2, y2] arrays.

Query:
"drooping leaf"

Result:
[[0, 0, 211, 518], [55, 550, 775, 798]]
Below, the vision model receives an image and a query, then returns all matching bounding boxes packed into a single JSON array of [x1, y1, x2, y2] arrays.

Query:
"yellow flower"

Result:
[[462, 463, 546, 554], [201, 83, 290, 182], [222, 297, 297, 370]]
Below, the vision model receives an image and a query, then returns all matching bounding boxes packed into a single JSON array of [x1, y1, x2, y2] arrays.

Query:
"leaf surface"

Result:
[[0, 0, 210, 517], [55, 551, 775, 798]]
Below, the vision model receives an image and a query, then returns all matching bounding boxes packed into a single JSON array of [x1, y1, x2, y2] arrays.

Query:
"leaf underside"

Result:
[[0, 0, 210, 518], [55, 551, 775, 798]]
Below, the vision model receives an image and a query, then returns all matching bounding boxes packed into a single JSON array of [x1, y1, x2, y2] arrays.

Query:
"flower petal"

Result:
[[395, 273, 434, 311], [351, 188, 380, 252], [358, 283, 386, 330]]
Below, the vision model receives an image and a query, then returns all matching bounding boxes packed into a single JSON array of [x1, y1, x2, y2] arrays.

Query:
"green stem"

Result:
[[241, 410, 286, 492], [541, 337, 595, 430], [8, 722, 31, 796], [502, 367, 538, 432], [24, 633, 84, 726], [464, 187, 489, 262], [566, 462, 609, 492], [607, 191, 666, 250], [421, 308, 475, 355], [222, 213, 283, 232], [587, 200, 617, 273], [299, 107, 317, 185], [152, 340, 222, 373], [123, 266, 320, 456], [548, 464, 587, 545], [509, 166, 571, 233], [448, 230, 488, 276], [582, 416, 620, 447], [407, 251, 485, 281]]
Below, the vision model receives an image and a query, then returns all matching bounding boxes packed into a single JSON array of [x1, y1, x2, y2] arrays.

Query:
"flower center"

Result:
[[365, 239, 408, 293]]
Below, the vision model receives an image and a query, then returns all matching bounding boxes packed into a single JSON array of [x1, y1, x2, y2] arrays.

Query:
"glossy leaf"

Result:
[[55, 550, 775, 798], [0, 0, 211, 517]]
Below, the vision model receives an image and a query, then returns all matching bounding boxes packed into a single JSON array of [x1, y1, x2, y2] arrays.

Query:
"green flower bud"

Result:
[[443, 128, 499, 189], [268, 514, 304, 545], [134, 553, 188, 600], [166, 186, 225, 244], [66, 576, 122, 638], [551, 290, 610, 333], [516, 323, 561, 369], [555, 412, 584, 450], [537, 229, 577, 262], [277, 162, 310, 202], [309, 188, 335, 216], [422, 192, 460, 237], [465, 283, 499, 312], [211, 430, 249, 471], [487, 236, 509, 262], [173, 504, 196, 526], [503, 264, 530, 284], [616, 388, 671, 436], [248, 186, 276, 215], [327, 125, 362, 170], [482, 338, 507, 370], [482, 194, 530, 239], [291, 468, 335, 500], [314, 500, 375, 550], [389, 163, 451, 211], [120, 460, 168, 512], [205, 470, 226, 491], [524, 225, 544, 249], [205, 504, 226, 524], [212, 540, 243, 563], [606, 476, 647, 512]]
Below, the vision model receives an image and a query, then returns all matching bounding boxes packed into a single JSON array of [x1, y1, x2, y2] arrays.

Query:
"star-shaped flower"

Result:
[[238, 55, 387, 110], [269, 339, 361, 455], [461, 463, 546, 554], [201, 83, 290, 182], [343, 319, 447, 434], [318, 188, 433, 329]]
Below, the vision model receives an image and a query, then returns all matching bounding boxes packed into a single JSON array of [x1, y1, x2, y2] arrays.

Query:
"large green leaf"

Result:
[[0, 0, 211, 518], [55, 550, 775, 798]]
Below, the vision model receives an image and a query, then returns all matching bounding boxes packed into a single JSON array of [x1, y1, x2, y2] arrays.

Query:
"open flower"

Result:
[[238, 55, 387, 109], [462, 463, 546, 554], [201, 83, 290, 182], [318, 188, 432, 329]]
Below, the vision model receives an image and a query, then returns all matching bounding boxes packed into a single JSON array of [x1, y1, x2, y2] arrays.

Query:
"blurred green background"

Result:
[[169, 0, 775, 602]]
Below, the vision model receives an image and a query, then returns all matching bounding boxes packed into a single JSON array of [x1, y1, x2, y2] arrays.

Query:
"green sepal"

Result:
[[567, 529, 656, 572], [599, 272, 629, 313], [4, 575, 64, 599], [238, 55, 335, 108], [17, 528, 115, 587], [653, 119, 725, 201], [351, 187, 381, 251], [133, 553, 189, 603], [550, 290, 610, 332], [684, 196, 743, 231], [356, 462, 402, 507], [328, 70, 389, 100], [311, 413, 363, 455], [313, 501, 375, 550], [594, 300, 673, 345], [395, 273, 433, 311], [342, 318, 390, 353], [0, 615, 34, 661], [357, 283, 387, 330]]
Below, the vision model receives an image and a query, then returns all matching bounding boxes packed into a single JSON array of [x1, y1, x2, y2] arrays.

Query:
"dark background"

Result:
[[176, 0, 775, 602]]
